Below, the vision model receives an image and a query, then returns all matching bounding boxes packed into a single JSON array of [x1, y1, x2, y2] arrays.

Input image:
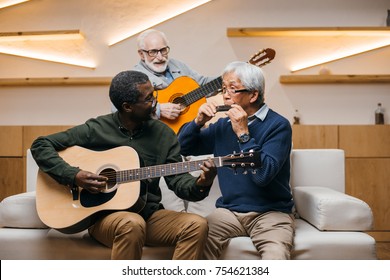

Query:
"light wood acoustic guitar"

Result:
[[158, 48, 276, 133], [36, 145, 261, 234]]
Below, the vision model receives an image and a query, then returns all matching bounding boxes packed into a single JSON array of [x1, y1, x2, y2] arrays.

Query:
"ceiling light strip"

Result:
[[108, 0, 212, 46], [0, 0, 30, 9]]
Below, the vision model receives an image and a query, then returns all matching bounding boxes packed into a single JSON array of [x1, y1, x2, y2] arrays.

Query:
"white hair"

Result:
[[137, 29, 169, 49], [222, 61, 265, 101]]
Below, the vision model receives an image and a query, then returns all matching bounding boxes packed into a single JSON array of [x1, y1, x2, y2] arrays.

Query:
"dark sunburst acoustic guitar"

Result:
[[158, 48, 275, 133], [36, 146, 261, 234]]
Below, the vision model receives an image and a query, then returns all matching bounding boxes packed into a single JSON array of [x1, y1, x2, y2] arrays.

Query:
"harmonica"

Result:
[[215, 105, 232, 112]]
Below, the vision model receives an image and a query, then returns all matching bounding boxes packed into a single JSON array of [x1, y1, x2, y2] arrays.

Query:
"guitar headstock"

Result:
[[222, 150, 261, 174], [249, 48, 275, 68]]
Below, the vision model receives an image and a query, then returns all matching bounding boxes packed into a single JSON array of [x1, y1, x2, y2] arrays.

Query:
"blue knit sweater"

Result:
[[178, 106, 294, 213]]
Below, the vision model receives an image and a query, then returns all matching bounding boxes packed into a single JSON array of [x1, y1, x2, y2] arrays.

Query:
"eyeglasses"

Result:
[[221, 87, 250, 96], [134, 91, 158, 107], [141, 46, 170, 57]]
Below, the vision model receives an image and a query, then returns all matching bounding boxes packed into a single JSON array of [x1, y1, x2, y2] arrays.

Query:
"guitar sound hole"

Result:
[[80, 167, 118, 207], [99, 168, 117, 191], [171, 95, 189, 115]]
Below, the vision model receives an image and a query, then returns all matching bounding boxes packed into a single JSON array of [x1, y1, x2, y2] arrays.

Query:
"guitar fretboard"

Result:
[[182, 77, 222, 106], [117, 157, 223, 183]]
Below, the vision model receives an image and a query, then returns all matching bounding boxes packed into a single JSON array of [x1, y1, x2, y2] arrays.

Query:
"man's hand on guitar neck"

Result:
[[195, 159, 217, 190], [75, 170, 108, 194], [160, 103, 182, 120]]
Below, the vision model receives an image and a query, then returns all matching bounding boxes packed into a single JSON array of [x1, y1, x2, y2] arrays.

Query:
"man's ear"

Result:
[[122, 102, 133, 112], [249, 90, 259, 104], [138, 50, 145, 61]]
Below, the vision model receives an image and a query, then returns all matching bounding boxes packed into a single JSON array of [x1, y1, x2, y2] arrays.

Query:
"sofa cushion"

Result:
[[0, 192, 48, 229], [159, 178, 186, 212], [293, 186, 373, 231], [292, 219, 376, 260], [291, 149, 345, 193], [186, 176, 221, 217]]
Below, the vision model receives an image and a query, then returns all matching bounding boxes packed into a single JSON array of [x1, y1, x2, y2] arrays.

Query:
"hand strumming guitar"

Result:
[[75, 170, 108, 194], [160, 102, 182, 120]]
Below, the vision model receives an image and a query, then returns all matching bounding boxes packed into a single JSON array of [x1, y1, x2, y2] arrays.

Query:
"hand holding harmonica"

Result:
[[215, 105, 232, 112]]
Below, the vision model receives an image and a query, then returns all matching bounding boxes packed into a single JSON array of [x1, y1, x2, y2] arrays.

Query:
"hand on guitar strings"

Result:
[[75, 170, 108, 194], [160, 102, 183, 120]]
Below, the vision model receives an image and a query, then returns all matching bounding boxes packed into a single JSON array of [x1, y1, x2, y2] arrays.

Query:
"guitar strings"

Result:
[[96, 159, 215, 181], [96, 156, 256, 181], [184, 77, 223, 104]]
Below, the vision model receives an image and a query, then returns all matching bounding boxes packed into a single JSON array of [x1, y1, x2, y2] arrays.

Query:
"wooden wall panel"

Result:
[[345, 158, 390, 231], [292, 125, 338, 149], [339, 125, 390, 157], [0, 158, 24, 200], [0, 126, 23, 157], [23, 126, 73, 154]]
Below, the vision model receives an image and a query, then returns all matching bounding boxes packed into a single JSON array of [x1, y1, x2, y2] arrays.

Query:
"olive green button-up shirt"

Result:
[[31, 112, 210, 220]]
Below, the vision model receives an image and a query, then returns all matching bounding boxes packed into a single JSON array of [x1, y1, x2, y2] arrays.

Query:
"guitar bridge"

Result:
[[71, 186, 79, 201]]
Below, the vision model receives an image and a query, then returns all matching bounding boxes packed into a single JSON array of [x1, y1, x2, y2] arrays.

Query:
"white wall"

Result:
[[0, 0, 389, 125]]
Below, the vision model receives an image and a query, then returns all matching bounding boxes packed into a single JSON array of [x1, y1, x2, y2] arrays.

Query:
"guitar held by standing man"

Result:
[[111, 28, 215, 121]]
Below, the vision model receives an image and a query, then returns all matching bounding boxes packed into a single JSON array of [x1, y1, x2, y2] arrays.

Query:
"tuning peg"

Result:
[[243, 169, 248, 175], [251, 169, 257, 174], [233, 168, 238, 175]]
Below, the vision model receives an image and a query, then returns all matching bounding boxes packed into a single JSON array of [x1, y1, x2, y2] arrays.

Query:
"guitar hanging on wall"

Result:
[[36, 145, 261, 234], [158, 48, 275, 133]]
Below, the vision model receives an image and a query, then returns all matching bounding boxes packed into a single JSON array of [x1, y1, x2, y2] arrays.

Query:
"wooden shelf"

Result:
[[0, 30, 83, 41], [0, 77, 112, 86], [279, 74, 390, 84], [227, 27, 390, 37]]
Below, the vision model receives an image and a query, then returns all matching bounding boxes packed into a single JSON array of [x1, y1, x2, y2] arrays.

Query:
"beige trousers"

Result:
[[204, 208, 295, 260], [88, 209, 208, 260]]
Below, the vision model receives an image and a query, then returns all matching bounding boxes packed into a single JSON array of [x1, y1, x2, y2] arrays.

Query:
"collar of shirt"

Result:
[[248, 103, 269, 125]]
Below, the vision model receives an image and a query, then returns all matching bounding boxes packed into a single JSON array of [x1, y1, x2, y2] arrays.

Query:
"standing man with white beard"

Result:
[[132, 29, 215, 121]]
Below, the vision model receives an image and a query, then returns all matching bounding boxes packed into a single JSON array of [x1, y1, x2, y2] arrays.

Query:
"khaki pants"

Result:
[[204, 208, 295, 260], [89, 209, 208, 260]]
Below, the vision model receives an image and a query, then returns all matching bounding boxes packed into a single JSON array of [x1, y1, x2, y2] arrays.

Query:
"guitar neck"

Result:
[[181, 77, 222, 106], [117, 157, 223, 184]]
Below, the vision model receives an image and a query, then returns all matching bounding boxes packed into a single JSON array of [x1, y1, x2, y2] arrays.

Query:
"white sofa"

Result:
[[0, 149, 377, 260]]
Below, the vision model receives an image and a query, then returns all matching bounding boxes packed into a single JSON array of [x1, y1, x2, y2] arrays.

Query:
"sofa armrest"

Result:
[[0, 192, 48, 229], [293, 186, 373, 231]]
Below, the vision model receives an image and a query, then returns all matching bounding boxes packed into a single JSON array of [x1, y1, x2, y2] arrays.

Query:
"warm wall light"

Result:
[[0, 30, 92, 68], [0, 46, 96, 68], [108, 0, 212, 46], [0, 30, 84, 42], [0, 0, 29, 9], [290, 39, 390, 73]]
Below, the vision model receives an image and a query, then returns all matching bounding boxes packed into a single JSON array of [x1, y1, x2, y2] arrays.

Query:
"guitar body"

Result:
[[157, 76, 204, 133], [36, 146, 146, 234]]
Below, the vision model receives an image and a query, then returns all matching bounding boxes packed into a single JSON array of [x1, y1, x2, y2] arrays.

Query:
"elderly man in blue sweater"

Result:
[[178, 61, 294, 260]]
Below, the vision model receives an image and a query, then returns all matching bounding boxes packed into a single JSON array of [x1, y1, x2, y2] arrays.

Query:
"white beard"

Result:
[[145, 59, 168, 74]]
